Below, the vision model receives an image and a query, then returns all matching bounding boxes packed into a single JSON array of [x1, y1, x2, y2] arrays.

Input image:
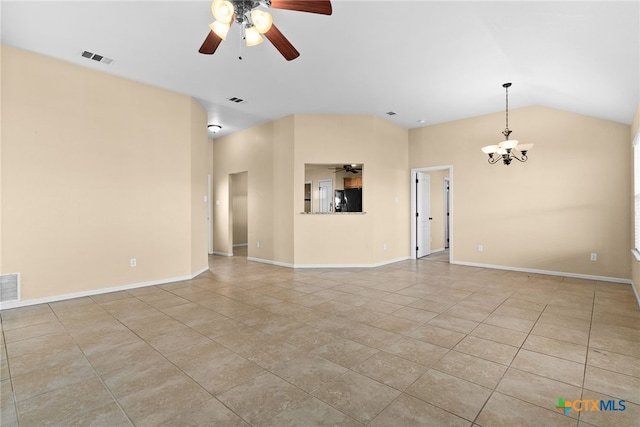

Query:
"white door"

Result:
[[318, 179, 333, 213], [416, 172, 431, 258]]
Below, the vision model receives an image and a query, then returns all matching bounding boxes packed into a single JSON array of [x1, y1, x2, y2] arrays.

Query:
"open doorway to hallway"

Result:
[[411, 166, 452, 263], [230, 171, 248, 257]]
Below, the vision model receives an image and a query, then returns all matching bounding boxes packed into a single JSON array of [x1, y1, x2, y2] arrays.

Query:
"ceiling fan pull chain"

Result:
[[238, 23, 243, 60]]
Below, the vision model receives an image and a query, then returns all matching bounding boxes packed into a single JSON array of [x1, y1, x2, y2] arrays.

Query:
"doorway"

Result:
[[411, 166, 453, 262], [230, 171, 248, 257]]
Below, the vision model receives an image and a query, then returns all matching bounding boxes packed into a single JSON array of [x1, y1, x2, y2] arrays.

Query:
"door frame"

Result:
[[444, 177, 451, 249], [410, 165, 453, 261], [208, 174, 213, 254]]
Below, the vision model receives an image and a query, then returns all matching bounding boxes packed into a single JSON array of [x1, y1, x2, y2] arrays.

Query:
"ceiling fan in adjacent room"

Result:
[[199, 0, 332, 61], [330, 165, 362, 174]]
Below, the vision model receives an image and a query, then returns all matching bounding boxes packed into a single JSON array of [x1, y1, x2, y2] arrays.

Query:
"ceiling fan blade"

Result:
[[270, 0, 332, 15], [199, 30, 223, 55], [264, 24, 300, 61]]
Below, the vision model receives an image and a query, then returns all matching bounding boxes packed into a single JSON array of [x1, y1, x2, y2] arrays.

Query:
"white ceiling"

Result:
[[2, 1, 639, 139]]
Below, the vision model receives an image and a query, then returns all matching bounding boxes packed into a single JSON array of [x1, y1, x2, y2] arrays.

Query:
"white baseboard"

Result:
[[452, 260, 632, 284], [248, 256, 411, 269], [295, 257, 411, 269], [233, 243, 248, 247], [247, 257, 294, 268], [0, 265, 210, 311], [211, 251, 233, 257], [631, 281, 640, 307]]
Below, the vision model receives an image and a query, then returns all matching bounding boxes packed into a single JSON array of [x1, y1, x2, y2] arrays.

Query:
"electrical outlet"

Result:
[[478, 245, 483, 252], [383, 243, 387, 251], [130, 258, 137, 267], [257, 241, 261, 248], [591, 253, 597, 261]]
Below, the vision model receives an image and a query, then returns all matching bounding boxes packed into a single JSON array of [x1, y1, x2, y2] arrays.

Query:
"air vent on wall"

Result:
[[0, 273, 20, 303], [386, 111, 397, 116], [227, 97, 247, 104], [81, 50, 115, 65]]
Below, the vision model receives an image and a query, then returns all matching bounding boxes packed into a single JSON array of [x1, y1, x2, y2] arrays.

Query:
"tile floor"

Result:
[[1, 249, 639, 426]]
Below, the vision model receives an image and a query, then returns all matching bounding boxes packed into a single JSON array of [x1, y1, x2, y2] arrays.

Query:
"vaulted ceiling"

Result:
[[2, 1, 638, 138]]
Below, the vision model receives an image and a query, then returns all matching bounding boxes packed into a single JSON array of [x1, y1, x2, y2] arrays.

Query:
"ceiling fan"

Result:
[[330, 165, 362, 174], [199, 0, 332, 61]]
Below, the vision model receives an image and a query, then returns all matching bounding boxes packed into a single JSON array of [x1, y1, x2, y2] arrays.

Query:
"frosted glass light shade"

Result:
[[212, 0, 234, 24], [210, 21, 230, 39], [481, 145, 499, 154], [251, 9, 273, 33], [499, 139, 519, 150], [245, 26, 263, 46]]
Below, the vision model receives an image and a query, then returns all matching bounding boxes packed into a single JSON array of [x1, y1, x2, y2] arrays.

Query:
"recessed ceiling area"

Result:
[[2, 1, 638, 139]]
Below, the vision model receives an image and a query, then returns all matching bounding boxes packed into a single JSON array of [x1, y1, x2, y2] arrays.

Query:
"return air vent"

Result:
[[0, 273, 20, 303], [227, 97, 247, 104], [80, 50, 115, 65], [386, 111, 397, 116]]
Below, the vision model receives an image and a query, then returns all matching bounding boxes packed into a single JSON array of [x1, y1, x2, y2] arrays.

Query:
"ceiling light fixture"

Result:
[[210, 0, 271, 48], [199, 0, 332, 61], [208, 124, 222, 133], [481, 83, 533, 165]]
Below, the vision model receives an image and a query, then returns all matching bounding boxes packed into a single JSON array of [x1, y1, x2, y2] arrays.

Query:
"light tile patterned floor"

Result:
[[1, 249, 639, 426]]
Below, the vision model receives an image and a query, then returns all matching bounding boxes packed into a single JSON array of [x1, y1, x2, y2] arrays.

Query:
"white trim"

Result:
[[248, 256, 411, 269], [452, 260, 632, 284], [211, 251, 233, 257], [233, 243, 248, 247], [0, 266, 210, 310], [247, 257, 294, 268], [208, 174, 213, 254], [631, 281, 640, 308], [293, 256, 411, 269], [632, 248, 640, 262]]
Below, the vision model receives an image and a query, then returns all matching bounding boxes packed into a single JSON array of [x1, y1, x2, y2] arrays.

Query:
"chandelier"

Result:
[[481, 83, 533, 165]]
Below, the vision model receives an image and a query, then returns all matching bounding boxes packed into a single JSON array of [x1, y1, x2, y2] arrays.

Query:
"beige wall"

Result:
[[212, 114, 410, 267], [211, 121, 283, 260], [231, 172, 248, 245], [293, 115, 410, 266], [410, 106, 631, 280], [1, 46, 210, 304], [190, 99, 211, 272], [630, 102, 640, 299]]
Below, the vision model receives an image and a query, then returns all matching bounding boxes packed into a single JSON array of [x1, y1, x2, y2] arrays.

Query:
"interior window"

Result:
[[304, 164, 363, 213]]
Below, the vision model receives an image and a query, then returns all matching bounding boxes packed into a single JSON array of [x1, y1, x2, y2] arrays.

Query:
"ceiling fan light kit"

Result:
[[199, 0, 333, 61], [481, 83, 533, 166]]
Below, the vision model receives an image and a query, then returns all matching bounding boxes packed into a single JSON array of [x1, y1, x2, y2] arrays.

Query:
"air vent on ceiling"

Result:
[[227, 97, 247, 104], [386, 111, 397, 116], [81, 50, 115, 65], [0, 273, 20, 303]]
